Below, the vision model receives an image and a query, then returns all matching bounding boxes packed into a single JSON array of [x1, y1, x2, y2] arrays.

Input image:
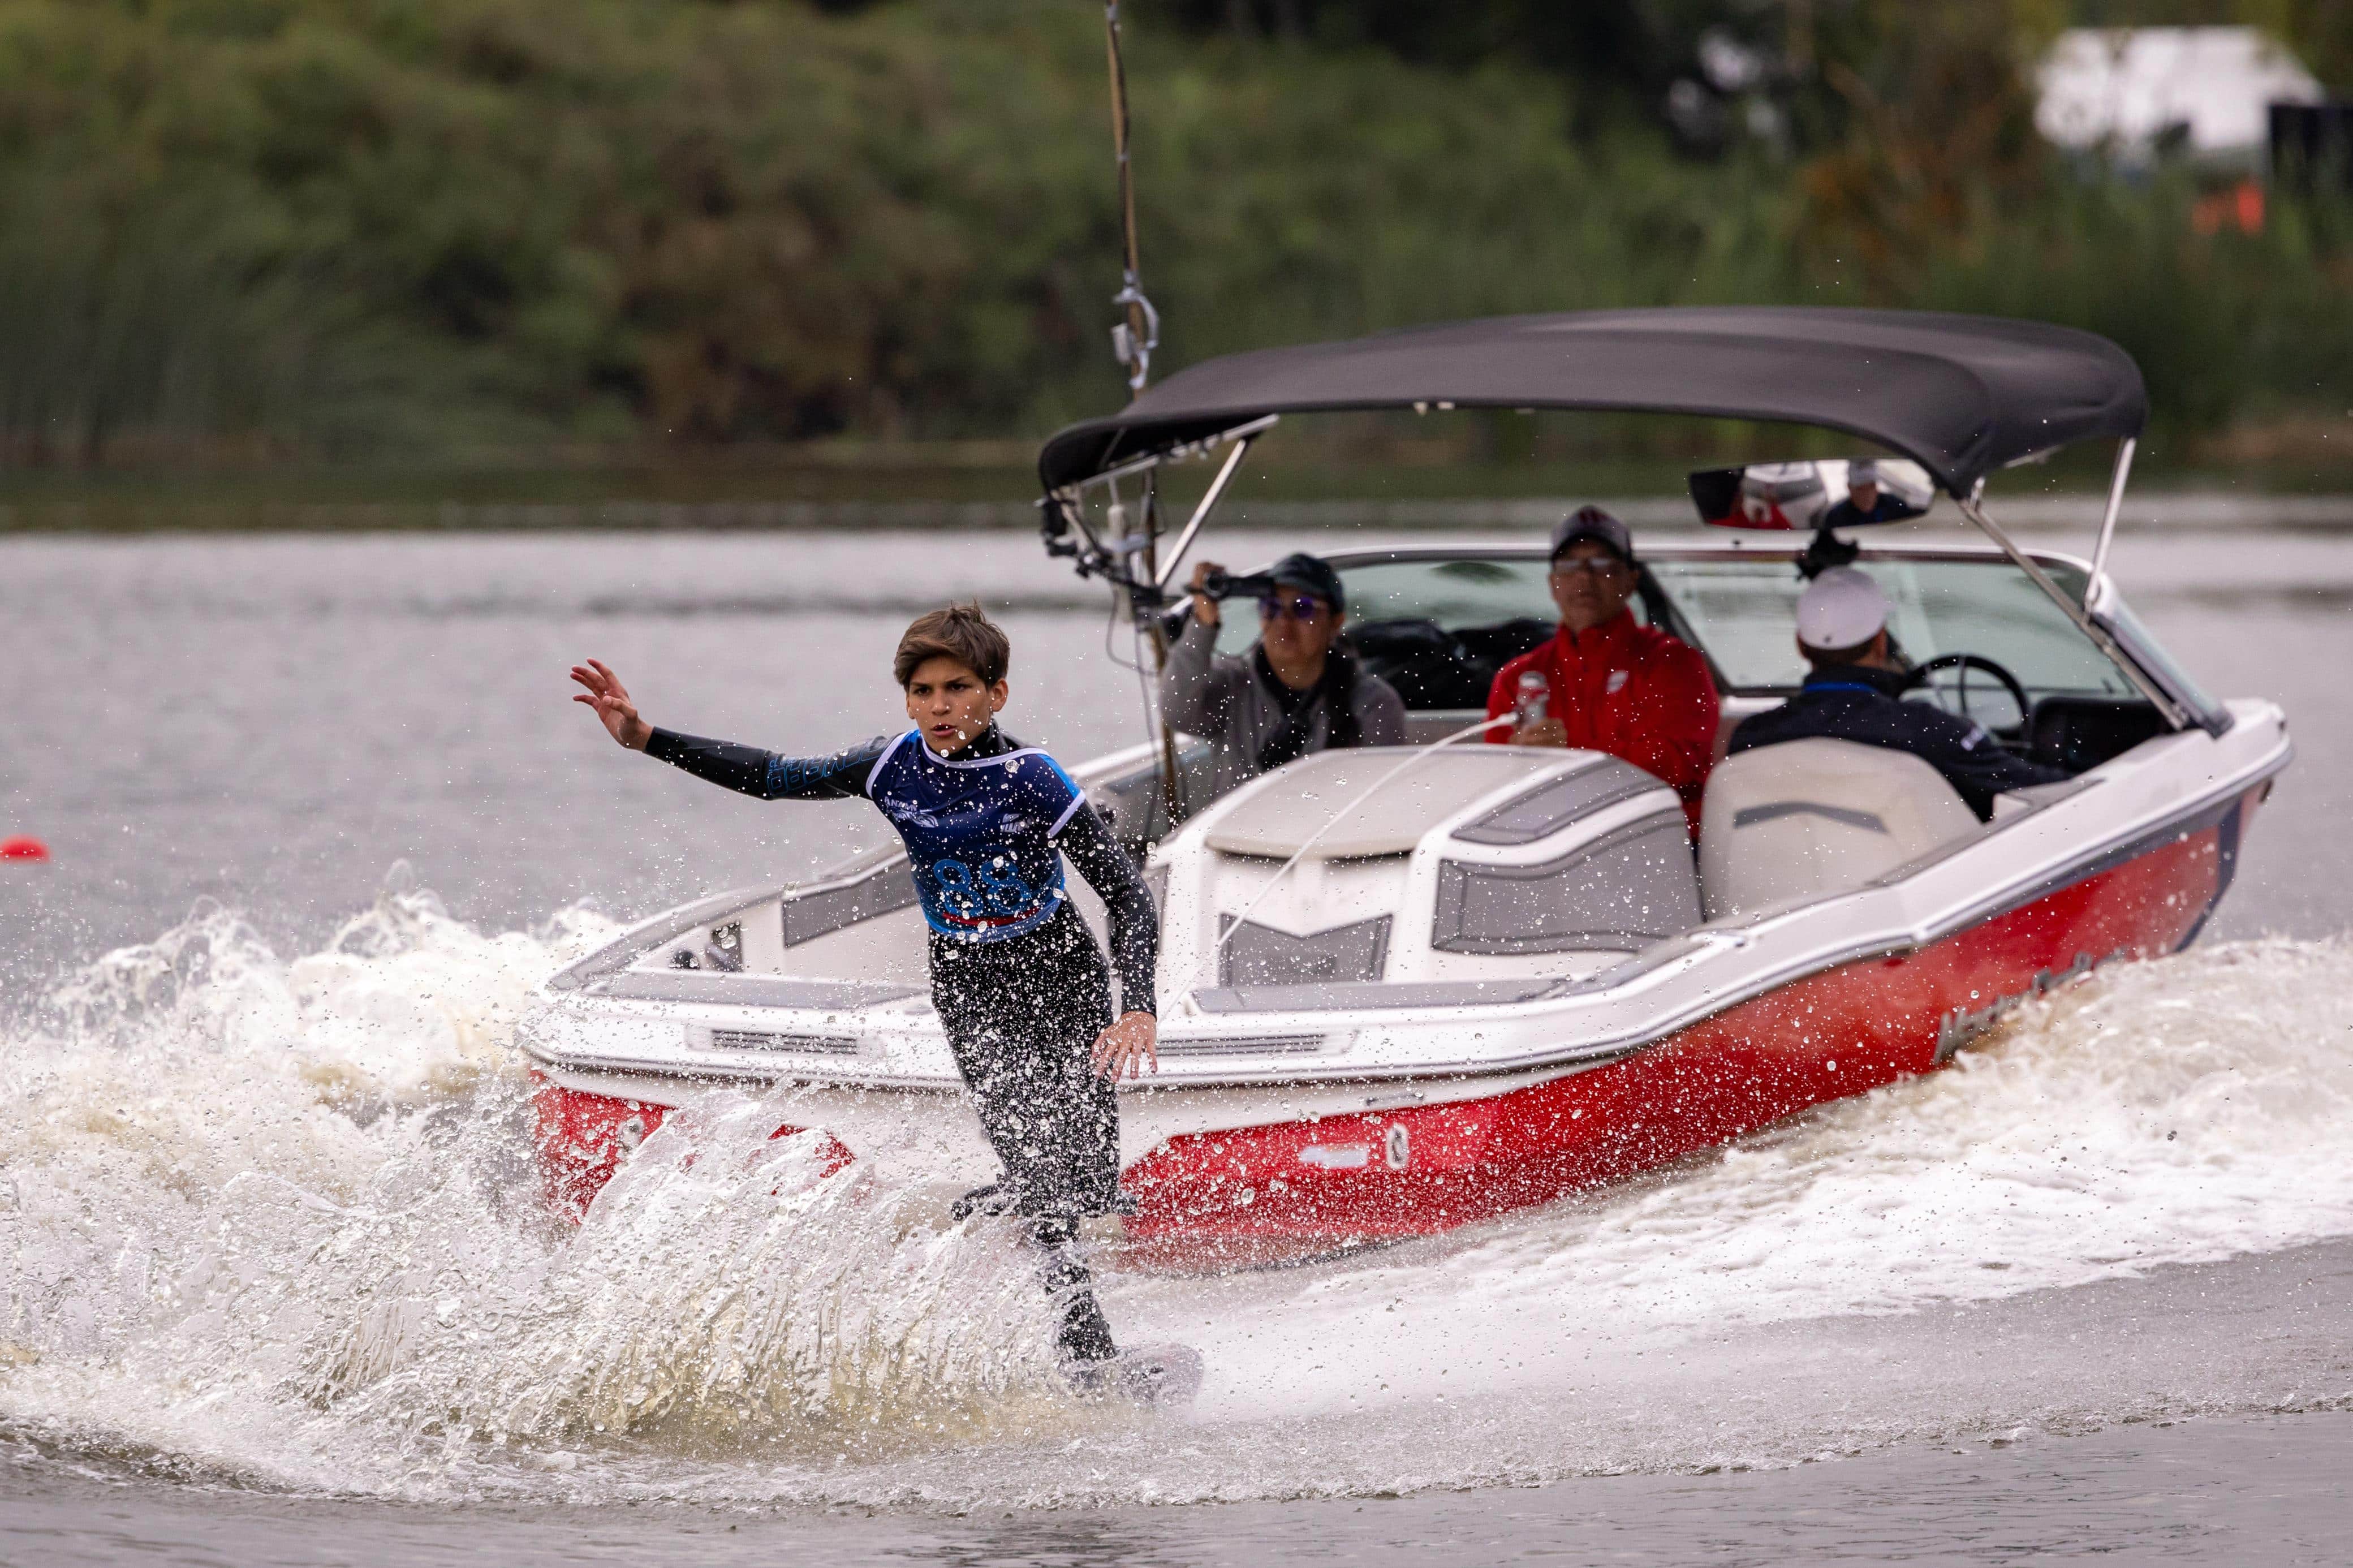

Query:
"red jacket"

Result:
[[1485, 610, 1721, 835]]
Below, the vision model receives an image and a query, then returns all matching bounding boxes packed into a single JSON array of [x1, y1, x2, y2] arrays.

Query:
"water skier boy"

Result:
[[568, 605, 1160, 1383]]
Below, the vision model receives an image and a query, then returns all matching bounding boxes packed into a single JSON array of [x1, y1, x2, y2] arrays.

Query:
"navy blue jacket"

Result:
[[1726, 665, 2067, 820]]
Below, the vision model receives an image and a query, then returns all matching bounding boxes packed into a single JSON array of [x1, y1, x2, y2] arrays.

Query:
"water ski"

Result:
[[1073, 1342, 1203, 1407]]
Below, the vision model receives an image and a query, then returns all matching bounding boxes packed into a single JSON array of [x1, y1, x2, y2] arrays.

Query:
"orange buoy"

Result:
[[0, 837, 50, 861]]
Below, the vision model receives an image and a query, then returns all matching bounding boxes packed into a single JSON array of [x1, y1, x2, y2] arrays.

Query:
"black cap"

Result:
[[1549, 504, 1635, 565], [1266, 552, 1345, 613]]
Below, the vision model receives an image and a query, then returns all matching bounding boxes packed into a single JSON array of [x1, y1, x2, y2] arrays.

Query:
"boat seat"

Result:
[[1699, 738, 1979, 919]]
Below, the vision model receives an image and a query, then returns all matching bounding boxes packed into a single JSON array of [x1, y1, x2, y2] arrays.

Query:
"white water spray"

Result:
[[4, 886, 2352, 1506]]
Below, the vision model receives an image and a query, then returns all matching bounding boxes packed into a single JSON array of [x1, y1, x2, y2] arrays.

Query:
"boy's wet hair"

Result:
[[894, 602, 1011, 688]]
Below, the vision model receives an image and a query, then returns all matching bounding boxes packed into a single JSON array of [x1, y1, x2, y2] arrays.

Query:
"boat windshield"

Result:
[[1644, 557, 2138, 701], [1213, 556, 1664, 713], [1211, 556, 1584, 659], [1210, 551, 2153, 719]]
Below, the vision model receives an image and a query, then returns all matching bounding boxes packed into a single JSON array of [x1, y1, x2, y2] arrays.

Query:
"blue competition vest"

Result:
[[863, 731, 1087, 941]]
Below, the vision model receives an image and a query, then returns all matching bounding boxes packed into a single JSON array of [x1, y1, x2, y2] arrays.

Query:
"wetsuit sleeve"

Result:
[[1158, 614, 1243, 738], [1055, 804, 1160, 1018], [643, 729, 890, 801]]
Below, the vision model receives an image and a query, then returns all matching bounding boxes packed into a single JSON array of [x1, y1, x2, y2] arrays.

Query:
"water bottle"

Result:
[[1515, 669, 1550, 727]]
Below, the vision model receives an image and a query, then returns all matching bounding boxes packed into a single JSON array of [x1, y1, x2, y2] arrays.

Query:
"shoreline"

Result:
[[5, 492, 2351, 534]]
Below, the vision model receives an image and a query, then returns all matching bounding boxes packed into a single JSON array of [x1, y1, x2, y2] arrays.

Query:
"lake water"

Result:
[[2, 518, 2351, 1562]]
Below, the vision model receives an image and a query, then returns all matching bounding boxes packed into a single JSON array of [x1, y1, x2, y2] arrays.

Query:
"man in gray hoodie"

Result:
[[1161, 551, 1408, 801]]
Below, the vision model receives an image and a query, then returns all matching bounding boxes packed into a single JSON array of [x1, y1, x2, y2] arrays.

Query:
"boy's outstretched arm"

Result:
[[569, 657, 883, 799], [1057, 805, 1161, 1080]]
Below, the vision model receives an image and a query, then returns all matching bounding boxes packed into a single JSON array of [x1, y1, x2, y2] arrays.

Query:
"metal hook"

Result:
[[1111, 271, 1160, 391]]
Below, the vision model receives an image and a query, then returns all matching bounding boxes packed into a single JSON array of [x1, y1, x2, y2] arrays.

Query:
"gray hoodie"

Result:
[[1158, 615, 1409, 801]]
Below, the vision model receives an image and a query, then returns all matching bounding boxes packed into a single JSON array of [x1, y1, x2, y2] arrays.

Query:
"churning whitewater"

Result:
[[5, 880, 2352, 1508]]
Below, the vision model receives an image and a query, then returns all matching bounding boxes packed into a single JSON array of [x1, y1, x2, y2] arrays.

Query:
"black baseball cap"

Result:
[[1549, 505, 1636, 566], [1266, 552, 1346, 613]]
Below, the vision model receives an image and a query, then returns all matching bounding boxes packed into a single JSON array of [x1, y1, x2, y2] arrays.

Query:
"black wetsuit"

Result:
[[643, 723, 1157, 1366], [1725, 665, 2067, 820]]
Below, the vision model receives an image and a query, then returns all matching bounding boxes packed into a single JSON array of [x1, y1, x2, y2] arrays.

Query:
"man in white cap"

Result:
[[1487, 505, 1721, 837], [1726, 567, 2065, 820]]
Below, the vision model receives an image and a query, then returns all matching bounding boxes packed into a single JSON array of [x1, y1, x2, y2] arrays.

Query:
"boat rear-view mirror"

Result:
[[1688, 458, 1935, 531]]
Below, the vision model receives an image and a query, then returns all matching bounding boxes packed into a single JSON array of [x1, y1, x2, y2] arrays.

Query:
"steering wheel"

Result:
[[1903, 653, 2031, 729]]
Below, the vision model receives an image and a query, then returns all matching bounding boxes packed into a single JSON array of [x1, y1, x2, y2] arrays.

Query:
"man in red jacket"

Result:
[[1486, 506, 1722, 836]]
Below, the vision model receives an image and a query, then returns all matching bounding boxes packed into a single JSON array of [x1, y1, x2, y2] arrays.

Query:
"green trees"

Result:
[[0, 0, 1022, 458], [0, 0, 2342, 468]]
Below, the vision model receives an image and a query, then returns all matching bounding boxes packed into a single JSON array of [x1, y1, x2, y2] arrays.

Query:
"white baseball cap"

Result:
[[1796, 566, 1889, 651]]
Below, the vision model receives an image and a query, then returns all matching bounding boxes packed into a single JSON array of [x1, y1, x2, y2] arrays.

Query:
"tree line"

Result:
[[0, 0, 2345, 468]]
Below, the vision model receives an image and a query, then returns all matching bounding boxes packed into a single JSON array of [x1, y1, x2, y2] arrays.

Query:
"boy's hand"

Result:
[[570, 658, 653, 750], [1187, 560, 1223, 628], [1091, 1011, 1158, 1081]]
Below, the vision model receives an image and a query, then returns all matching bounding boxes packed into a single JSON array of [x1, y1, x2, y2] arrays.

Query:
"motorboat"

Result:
[[519, 309, 2289, 1265]]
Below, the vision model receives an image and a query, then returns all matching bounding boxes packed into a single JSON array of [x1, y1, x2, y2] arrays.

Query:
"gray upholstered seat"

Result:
[[1699, 738, 1978, 920]]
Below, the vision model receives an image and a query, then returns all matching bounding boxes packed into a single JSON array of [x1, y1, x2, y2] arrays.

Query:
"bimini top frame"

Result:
[[1033, 307, 2216, 736]]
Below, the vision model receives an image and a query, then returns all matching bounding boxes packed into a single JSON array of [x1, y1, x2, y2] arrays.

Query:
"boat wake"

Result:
[[1371, 934, 2353, 1329], [5, 881, 2352, 1506]]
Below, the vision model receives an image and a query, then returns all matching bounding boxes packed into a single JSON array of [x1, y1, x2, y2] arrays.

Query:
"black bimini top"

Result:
[[1037, 308, 2145, 499]]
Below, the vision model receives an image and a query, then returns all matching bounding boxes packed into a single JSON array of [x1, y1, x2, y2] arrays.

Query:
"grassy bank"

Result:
[[1, 0, 2348, 488]]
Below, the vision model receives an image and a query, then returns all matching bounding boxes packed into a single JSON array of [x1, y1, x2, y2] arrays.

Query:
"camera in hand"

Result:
[[1195, 567, 1283, 602]]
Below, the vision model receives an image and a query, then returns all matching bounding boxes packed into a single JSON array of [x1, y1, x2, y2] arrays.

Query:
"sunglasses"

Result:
[[1258, 593, 1331, 623], [1551, 555, 1631, 579]]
